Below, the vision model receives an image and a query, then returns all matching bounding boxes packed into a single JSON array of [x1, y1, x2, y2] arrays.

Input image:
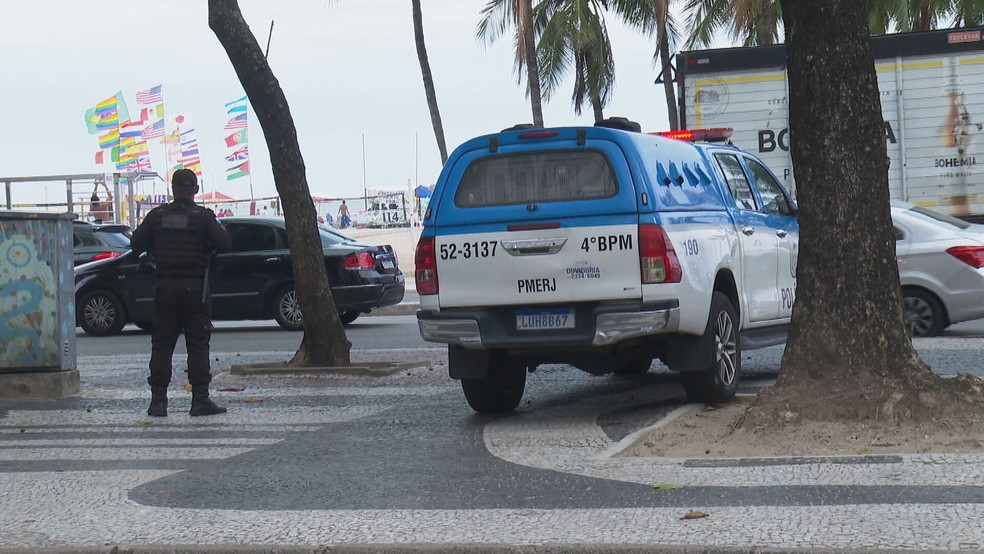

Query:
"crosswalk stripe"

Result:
[[1, 438, 282, 447], [0, 405, 385, 427]]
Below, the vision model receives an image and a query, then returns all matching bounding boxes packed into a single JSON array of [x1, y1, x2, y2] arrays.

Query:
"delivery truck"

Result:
[[675, 26, 984, 221]]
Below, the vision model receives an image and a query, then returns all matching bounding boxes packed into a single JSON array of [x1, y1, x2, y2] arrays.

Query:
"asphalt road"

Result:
[[76, 315, 984, 380]]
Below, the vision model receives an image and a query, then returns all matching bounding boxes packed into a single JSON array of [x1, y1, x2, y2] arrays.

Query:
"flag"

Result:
[[226, 160, 250, 181], [83, 91, 129, 134], [224, 113, 247, 130], [95, 151, 104, 164], [119, 119, 144, 138], [160, 128, 180, 145], [98, 128, 120, 149], [136, 84, 163, 105], [225, 95, 247, 114], [141, 119, 165, 139], [181, 145, 200, 157], [225, 145, 249, 162], [224, 130, 247, 147], [182, 160, 203, 175], [140, 105, 164, 121]]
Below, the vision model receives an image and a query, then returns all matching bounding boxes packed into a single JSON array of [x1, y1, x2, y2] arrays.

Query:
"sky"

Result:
[[0, 1, 685, 208]]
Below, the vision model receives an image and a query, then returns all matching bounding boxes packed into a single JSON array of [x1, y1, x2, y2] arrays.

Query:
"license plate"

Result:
[[516, 309, 575, 330], [381, 259, 395, 269]]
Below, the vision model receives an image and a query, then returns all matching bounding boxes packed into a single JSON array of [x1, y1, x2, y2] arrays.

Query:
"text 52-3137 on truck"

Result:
[[676, 25, 984, 221], [415, 119, 798, 414]]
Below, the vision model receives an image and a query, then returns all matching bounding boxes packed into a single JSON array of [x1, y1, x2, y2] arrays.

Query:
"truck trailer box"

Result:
[[676, 26, 984, 220]]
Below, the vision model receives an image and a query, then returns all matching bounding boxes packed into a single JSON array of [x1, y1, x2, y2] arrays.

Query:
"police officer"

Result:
[[130, 169, 232, 417]]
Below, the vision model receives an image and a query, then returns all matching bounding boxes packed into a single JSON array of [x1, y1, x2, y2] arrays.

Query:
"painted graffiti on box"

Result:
[[0, 220, 59, 367]]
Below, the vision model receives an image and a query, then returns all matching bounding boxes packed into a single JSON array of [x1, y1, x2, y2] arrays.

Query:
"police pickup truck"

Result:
[[415, 118, 798, 413]]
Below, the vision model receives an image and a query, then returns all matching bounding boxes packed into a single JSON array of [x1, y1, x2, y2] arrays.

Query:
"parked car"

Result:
[[73, 220, 132, 266], [74, 216, 405, 336], [893, 200, 984, 337]]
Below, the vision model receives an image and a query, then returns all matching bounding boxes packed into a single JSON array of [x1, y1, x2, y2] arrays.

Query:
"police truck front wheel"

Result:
[[680, 292, 741, 404], [460, 353, 527, 414]]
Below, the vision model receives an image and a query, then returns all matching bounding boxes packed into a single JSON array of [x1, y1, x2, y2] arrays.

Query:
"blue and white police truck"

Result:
[[415, 118, 798, 413]]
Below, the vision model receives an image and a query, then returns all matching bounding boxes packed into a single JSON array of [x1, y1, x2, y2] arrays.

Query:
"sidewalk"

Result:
[[2, 342, 984, 552]]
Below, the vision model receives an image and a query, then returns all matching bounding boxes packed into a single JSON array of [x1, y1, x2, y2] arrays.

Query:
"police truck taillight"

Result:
[[415, 236, 439, 295], [638, 224, 682, 283]]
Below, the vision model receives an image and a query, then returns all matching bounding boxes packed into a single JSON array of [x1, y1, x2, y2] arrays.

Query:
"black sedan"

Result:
[[74, 217, 405, 336]]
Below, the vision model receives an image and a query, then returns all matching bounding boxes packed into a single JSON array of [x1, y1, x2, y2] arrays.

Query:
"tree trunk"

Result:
[[520, 0, 545, 127], [208, 0, 350, 367], [411, 0, 449, 165], [658, 29, 679, 130], [755, 0, 944, 424], [591, 93, 604, 122]]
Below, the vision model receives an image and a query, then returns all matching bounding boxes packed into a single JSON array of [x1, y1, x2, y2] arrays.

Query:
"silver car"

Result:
[[893, 200, 984, 337]]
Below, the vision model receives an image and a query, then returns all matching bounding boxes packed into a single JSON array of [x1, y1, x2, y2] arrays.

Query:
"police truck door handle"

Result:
[[501, 237, 568, 256], [741, 226, 755, 236], [775, 229, 788, 238], [263, 257, 280, 264]]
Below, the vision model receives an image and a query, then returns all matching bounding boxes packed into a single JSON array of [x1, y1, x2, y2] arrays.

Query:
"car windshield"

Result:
[[906, 205, 971, 230]]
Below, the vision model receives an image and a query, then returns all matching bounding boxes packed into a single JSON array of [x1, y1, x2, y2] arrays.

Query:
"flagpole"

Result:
[[362, 133, 368, 211]]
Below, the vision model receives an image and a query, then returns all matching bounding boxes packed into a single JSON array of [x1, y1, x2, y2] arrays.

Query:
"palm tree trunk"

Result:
[[658, 31, 679, 130], [520, 0, 545, 127], [591, 93, 604, 122], [412, 0, 449, 165]]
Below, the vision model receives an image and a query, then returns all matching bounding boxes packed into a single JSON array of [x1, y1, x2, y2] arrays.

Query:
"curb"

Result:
[[230, 359, 430, 376]]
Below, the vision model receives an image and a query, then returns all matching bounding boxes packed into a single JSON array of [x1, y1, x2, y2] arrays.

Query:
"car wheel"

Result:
[[902, 289, 945, 337], [460, 352, 527, 414], [79, 290, 127, 336], [613, 358, 653, 376], [680, 292, 741, 404], [273, 286, 303, 330], [339, 311, 360, 325]]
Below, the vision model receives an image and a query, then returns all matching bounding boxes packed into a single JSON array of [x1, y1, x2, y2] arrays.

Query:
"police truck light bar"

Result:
[[655, 128, 734, 142]]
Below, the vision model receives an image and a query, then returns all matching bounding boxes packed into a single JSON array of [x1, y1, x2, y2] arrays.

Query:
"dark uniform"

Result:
[[130, 169, 232, 417]]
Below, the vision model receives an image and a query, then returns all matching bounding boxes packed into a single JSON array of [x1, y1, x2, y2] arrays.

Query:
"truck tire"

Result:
[[460, 352, 527, 414], [680, 292, 740, 404]]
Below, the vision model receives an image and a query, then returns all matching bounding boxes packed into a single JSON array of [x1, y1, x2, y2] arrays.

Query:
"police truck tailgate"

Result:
[[436, 224, 641, 308]]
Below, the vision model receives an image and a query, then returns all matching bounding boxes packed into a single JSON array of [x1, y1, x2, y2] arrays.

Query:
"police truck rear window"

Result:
[[455, 150, 617, 208]]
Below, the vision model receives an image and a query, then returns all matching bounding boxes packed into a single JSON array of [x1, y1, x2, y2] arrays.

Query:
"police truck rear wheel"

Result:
[[460, 355, 527, 414], [680, 292, 741, 404]]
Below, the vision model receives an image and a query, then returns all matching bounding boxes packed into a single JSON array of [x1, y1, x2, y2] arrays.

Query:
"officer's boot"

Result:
[[189, 384, 227, 417], [147, 386, 168, 417]]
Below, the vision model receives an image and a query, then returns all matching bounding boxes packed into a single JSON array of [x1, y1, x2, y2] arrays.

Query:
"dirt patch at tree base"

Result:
[[619, 394, 984, 458]]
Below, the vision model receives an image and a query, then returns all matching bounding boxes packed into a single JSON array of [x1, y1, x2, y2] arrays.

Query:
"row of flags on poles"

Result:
[[83, 85, 251, 183]]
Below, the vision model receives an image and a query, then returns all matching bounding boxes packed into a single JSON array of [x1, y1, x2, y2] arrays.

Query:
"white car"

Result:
[[893, 200, 984, 336]]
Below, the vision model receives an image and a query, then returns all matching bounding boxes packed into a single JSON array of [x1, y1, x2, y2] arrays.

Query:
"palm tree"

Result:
[[411, 0, 449, 165], [477, 0, 546, 127], [611, 0, 681, 129], [534, 0, 616, 121], [683, 0, 782, 48]]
